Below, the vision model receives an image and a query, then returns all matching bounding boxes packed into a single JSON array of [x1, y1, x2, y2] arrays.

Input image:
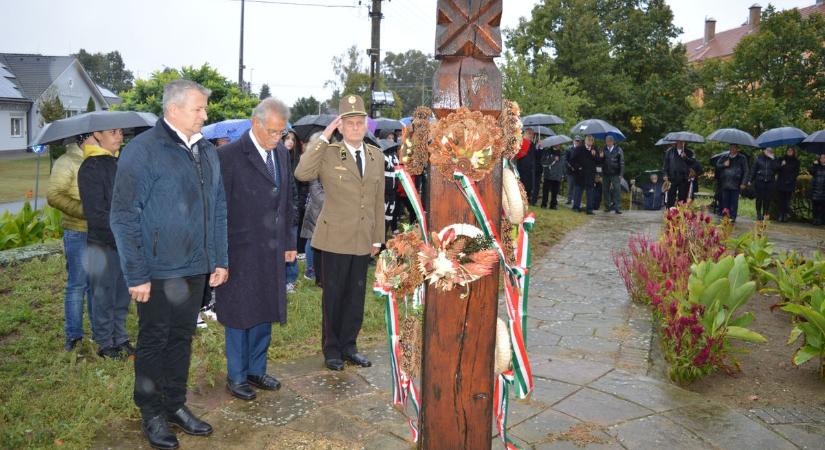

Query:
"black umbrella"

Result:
[[541, 135, 572, 148], [380, 139, 400, 153], [527, 125, 555, 137], [570, 119, 625, 141], [374, 118, 403, 136], [755, 127, 807, 148], [655, 138, 674, 146], [664, 131, 705, 144], [292, 114, 337, 141], [32, 111, 157, 146], [799, 130, 825, 155], [706, 128, 758, 147], [522, 113, 564, 126]]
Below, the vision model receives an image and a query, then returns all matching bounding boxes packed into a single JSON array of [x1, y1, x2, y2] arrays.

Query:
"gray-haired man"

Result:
[[111, 79, 228, 449]]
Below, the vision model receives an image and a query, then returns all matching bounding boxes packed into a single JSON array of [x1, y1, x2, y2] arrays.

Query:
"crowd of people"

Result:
[[44, 79, 825, 448]]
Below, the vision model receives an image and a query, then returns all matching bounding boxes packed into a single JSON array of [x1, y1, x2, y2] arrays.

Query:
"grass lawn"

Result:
[[0, 205, 586, 448], [0, 155, 51, 203]]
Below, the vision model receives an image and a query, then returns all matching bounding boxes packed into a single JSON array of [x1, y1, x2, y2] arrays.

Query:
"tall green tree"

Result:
[[291, 96, 321, 122], [259, 83, 271, 100], [86, 96, 96, 112], [382, 50, 438, 116], [38, 89, 65, 125], [116, 64, 258, 123], [325, 45, 402, 118], [73, 49, 134, 93]]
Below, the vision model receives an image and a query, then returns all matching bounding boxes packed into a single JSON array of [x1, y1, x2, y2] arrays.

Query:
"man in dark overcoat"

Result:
[[215, 98, 297, 401]]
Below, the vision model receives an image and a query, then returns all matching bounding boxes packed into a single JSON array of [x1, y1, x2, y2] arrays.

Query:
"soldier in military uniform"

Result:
[[294, 95, 385, 371]]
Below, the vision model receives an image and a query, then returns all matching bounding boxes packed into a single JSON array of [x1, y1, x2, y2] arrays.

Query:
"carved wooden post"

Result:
[[419, 1, 503, 448]]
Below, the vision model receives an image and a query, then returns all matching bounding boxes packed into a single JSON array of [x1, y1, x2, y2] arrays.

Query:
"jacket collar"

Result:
[[160, 118, 204, 149], [82, 144, 117, 159]]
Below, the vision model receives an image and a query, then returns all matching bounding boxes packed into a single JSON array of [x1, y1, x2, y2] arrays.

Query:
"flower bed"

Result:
[[614, 204, 765, 383]]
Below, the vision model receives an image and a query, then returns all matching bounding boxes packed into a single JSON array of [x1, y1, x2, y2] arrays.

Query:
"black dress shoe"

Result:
[[64, 338, 81, 352], [167, 406, 212, 436], [325, 358, 345, 371], [97, 346, 125, 360], [142, 415, 179, 450], [226, 379, 256, 400], [344, 353, 372, 367], [247, 374, 281, 391], [615, 210, 622, 214]]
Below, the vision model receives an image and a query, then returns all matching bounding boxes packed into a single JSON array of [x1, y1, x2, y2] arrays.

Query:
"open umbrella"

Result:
[[374, 118, 403, 137], [706, 128, 758, 147], [755, 127, 807, 148], [380, 139, 400, 153], [655, 138, 674, 146], [570, 119, 625, 141], [541, 135, 572, 148], [664, 131, 704, 144], [522, 113, 565, 126], [202, 119, 252, 142], [527, 125, 555, 137], [293, 114, 337, 141], [32, 111, 158, 146], [800, 130, 825, 154]]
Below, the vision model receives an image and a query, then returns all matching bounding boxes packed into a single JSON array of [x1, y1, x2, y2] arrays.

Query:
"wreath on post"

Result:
[[399, 106, 432, 176], [429, 107, 504, 181]]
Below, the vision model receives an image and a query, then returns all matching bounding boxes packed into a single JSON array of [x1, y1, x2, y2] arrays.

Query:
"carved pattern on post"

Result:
[[435, 0, 502, 57]]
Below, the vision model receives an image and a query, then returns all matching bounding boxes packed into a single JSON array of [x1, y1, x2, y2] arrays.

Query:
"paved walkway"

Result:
[[95, 211, 825, 449]]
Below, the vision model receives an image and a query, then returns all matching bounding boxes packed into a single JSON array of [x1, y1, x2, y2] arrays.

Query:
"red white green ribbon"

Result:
[[395, 165, 429, 244], [494, 370, 521, 449], [374, 284, 420, 442], [516, 213, 535, 347]]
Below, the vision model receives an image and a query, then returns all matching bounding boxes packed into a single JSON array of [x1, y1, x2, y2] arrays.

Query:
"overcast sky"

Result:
[[0, 0, 814, 105]]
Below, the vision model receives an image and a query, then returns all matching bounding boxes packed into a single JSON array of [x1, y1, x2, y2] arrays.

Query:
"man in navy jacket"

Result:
[[110, 80, 228, 450]]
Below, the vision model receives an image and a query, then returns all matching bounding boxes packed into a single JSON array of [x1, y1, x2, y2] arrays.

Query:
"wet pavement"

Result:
[[94, 210, 825, 449]]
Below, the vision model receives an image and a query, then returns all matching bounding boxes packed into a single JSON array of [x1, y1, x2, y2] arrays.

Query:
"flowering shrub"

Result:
[[614, 204, 764, 383]]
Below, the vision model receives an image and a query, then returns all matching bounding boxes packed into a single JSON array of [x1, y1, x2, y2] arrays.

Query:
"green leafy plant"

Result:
[[759, 250, 825, 305], [782, 287, 825, 378], [726, 222, 775, 287], [0, 203, 63, 250]]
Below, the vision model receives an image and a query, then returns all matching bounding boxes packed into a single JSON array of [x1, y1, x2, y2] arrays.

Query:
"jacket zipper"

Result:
[[184, 145, 210, 274], [153, 230, 158, 257]]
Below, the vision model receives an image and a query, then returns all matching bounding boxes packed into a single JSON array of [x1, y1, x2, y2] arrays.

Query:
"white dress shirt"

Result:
[[248, 129, 270, 162], [163, 119, 202, 150]]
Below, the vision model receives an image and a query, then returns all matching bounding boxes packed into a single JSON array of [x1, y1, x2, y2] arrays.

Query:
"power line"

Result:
[[231, 0, 357, 8]]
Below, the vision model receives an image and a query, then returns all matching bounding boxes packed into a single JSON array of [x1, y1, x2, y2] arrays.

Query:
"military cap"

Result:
[[339, 95, 367, 118]]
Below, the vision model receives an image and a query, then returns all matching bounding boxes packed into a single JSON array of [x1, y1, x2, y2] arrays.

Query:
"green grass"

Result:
[[0, 155, 51, 203], [0, 207, 586, 448]]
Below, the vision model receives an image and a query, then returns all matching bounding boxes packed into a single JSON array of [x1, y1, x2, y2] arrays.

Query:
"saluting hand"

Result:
[[323, 116, 343, 142]]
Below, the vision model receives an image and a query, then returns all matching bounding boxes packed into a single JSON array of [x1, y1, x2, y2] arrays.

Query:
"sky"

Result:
[[0, 0, 815, 105]]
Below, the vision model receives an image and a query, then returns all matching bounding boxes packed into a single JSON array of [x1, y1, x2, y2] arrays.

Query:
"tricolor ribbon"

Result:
[[374, 284, 420, 442], [394, 165, 429, 244], [494, 370, 521, 449]]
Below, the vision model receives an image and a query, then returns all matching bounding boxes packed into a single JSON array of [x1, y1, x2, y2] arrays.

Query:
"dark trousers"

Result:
[[318, 250, 370, 360], [666, 179, 690, 208], [541, 179, 560, 208], [720, 188, 741, 221], [592, 182, 603, 211], [225, 322, 272, 383], [134, 275, 205, 419], [530, 171, 541, 205], [813, 199, 825, 225], [776, 190, 793, 220], [754, 181, 775, 220], [87, 243, 131, 350]]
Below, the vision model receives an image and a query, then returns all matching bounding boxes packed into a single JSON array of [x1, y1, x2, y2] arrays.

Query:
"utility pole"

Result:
[[368, 0, 383, 118], [238, 0, 246, 91]]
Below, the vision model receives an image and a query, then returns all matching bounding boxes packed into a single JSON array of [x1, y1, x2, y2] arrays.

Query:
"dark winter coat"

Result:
[[602, 145, 624, 177], [301, 179, 324, 240], [811, 163, 825, 202], [747, 154, 780, 185], [110, 120, 228, 287], [214, 132, 297, 329], [516, 139, 537, 187], [541, 149, 565, 181], [715, 152, 750, 191], [78, 148, 118, 248], [569, 145, 601, 186], [662, 146, 694, 183], [776, 156, 801, 192]]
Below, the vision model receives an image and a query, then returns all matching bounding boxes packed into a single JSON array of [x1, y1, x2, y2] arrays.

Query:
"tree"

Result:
[[291, 96, 321, 122], [38, 89, 66, 161], [86, 96, 96, 112], [382, 50, 439, 116], [259, 83, 271, 100], [116, 64, 259, 123], [325, 45, 402, 118], [505, 0, 693, 178], [73, 49, 134, 93]]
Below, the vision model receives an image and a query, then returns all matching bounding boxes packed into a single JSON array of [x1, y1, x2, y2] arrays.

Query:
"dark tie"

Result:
[[355, 150, 363, 177], [266, 150, 279, 186]]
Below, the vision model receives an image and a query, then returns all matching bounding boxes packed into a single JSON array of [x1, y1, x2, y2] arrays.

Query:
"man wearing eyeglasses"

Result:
[[214, 97, 297, 401]]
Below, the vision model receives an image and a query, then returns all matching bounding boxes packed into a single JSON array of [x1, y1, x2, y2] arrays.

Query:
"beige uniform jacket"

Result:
[[294, 139, 385, 256]]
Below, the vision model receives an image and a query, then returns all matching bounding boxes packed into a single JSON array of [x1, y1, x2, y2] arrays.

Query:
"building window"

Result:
[[10, 117, 23, 137], [65, 110, 79, 118]]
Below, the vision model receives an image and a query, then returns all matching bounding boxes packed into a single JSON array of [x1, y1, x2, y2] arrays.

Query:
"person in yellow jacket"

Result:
[[48, 138, 95, 351]]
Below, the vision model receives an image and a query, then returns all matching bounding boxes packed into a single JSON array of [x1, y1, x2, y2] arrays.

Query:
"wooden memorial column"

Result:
[[419, 1, 503, 448]]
